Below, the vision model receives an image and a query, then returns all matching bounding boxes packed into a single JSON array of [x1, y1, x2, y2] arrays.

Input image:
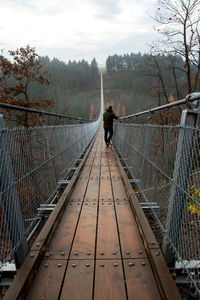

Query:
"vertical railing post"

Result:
[[162, 107, 199, 266], [0, 115, 29, 268]]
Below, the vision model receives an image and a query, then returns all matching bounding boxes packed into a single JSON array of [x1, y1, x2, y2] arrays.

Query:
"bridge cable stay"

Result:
[[118, 92, 200, 120], [0, 102, 93, 123]]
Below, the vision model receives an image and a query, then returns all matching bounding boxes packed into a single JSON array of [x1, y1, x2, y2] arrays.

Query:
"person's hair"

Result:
[[108, 105, 112, 109]]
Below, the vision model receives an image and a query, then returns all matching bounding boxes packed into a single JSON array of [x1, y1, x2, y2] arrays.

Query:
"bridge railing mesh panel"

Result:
[[113, 122, 200, 296], [0, 121, 99, 268]]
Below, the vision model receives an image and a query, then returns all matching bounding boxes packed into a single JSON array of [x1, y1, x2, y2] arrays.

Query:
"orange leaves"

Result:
[[184, 61, 189, 68], [0, 45, 53, 127], [6, 46, 50, 86], [169, 94, 175, 103], [89, 105, 94, 120]]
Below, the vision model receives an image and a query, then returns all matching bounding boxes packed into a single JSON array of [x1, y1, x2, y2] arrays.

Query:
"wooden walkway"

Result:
[[5, 129, 181, 300]]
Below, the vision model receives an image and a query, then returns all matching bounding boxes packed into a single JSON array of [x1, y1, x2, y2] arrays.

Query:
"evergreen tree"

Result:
[[91, 58, 99, 79]]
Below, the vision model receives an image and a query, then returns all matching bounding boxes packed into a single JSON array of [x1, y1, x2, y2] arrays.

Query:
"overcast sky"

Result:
[[0, 0, 159, 65]]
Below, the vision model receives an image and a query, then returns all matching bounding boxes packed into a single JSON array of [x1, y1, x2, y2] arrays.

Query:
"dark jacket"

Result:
[[103, 108, 118, 129]]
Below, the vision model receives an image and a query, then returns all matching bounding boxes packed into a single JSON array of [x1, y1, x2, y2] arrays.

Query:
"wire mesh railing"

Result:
[[0, 119, 100, 268], [113, 121, 200, 296]]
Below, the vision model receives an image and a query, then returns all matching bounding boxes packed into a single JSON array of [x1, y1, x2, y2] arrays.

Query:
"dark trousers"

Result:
[[104, 127, 113, 144]]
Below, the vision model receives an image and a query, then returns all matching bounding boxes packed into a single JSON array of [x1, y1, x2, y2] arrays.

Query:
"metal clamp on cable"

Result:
[[186, 92, 200, 110], [78, 117, 82, 124], [147, 110, 153, 123], [40, 110, 46, 125]]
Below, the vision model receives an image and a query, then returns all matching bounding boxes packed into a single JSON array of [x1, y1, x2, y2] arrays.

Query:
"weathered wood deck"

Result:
[[5, 129, 181, 300]]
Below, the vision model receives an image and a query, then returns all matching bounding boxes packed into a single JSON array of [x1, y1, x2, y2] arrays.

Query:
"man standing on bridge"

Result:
[[103, 105, 118, 147]]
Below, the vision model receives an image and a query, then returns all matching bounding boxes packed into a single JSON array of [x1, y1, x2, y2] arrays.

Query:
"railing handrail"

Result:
[[0, 102, 92, 122], [119, 92, 200, 120]]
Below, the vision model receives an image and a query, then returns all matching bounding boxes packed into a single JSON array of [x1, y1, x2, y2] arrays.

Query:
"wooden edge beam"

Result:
[[4, 251, 40, 300], [149, 249, 182, 300], [112, 146, 182, 300], [4, 131, 99, 300]]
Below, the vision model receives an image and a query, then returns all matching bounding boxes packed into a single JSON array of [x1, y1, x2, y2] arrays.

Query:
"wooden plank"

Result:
[[60, 260, 94, 300], [100, 158, 109, 169], [70, 174, 90, 201], [44, 202, 81, 260], [71, 143, 100, 201], [124, 259, 161, 300], [85, 174, 100, 201], [108, 157, 128, 203], [109, 167, 129, 201], [70, 202, 98, 259], [84, 157, 101, 201], [99, 153, 114, 201], [96, 202, 121, 259], [115, 202, 146, 259], [25, 259, 67, 300], [99, 175, 113, 201], [94, 259, 127, 300], [84, 182, 99, 201]]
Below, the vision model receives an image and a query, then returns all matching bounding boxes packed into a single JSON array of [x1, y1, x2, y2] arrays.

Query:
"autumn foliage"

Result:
[[0, 45, 54, 127]]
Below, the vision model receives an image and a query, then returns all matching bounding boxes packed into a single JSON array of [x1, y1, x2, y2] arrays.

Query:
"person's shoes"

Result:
[[106, 142, 109, 147]]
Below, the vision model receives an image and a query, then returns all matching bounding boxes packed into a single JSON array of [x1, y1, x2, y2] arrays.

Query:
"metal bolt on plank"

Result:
[[129, 263, 134, 267]]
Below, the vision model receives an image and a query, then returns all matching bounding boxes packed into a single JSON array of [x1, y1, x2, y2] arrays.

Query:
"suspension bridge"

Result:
[[1, 74, 200, 299]]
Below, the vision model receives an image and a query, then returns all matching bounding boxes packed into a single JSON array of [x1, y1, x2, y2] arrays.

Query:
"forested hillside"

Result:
[[38, 52, 189, 121], [30, 52, 200, 120], [30, 56, 100, 121], [103, 52, 199, 119], [1, 46, 199, 126]]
